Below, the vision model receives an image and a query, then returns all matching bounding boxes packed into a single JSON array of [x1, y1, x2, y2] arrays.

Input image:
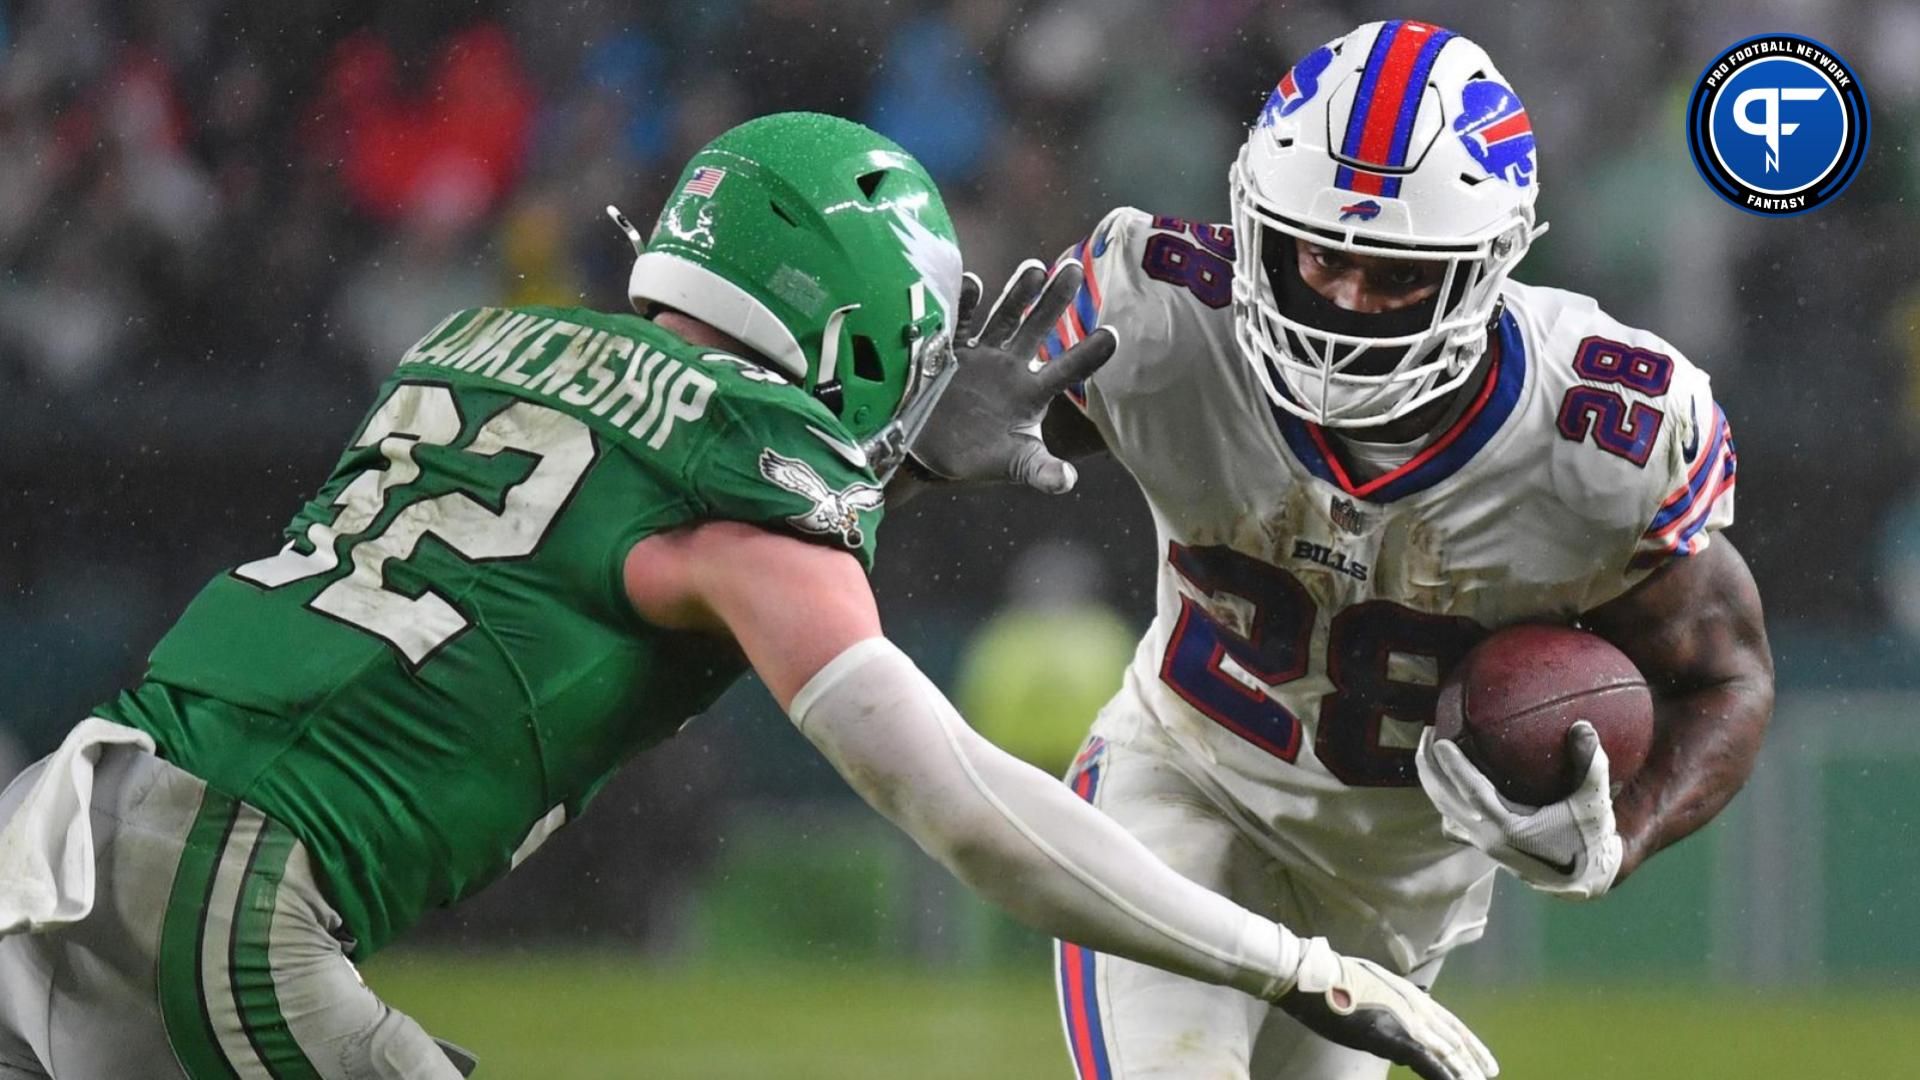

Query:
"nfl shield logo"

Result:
[[1330, 497, 1369, 535]]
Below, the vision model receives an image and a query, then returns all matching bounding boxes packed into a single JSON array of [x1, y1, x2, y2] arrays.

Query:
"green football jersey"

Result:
[[99, 305, 887, 957]]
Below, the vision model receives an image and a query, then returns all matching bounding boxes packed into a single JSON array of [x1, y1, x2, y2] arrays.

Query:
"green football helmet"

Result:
[[618, 112, 963, 480]]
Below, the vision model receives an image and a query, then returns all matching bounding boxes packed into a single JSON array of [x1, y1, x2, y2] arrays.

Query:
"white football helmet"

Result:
[[1231, 20, 1548, 428]]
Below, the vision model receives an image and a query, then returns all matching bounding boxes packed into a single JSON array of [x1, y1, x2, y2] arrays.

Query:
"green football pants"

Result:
[[0, 743, 467, 1079]]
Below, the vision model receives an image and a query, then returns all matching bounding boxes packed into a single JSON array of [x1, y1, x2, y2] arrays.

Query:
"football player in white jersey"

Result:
[[910, 19, 1774, 1080]]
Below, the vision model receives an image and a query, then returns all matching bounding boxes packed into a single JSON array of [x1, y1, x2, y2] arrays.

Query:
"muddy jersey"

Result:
[[1040, 208, 1734, 951]]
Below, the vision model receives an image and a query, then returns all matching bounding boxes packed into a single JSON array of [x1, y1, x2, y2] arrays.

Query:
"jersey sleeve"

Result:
[[1628, 362, 1737, 571], [1034, 206, 1188, 424], [684, 373, 886, 571], [1523, 285, 1738, 609]]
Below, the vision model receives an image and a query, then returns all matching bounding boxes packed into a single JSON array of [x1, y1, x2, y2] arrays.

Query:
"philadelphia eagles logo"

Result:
[[663, 196, 716, 248], [757, 449, 884, 549]]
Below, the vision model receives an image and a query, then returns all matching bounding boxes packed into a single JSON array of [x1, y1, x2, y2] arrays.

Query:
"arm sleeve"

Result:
[[788, 636, 1303, 1001]]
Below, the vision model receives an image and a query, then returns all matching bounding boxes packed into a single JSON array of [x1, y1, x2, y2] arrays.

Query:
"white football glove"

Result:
[[1415, 721, 1624, 900], [1277, 937, 1498, 1080]]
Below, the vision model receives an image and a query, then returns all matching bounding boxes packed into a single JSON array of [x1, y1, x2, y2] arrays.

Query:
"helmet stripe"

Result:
[[1336, 21, 1456, 197], [1338, 19, 1404, 165]]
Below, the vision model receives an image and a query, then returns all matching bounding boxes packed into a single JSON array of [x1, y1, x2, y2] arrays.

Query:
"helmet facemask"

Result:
[[1229, 20, 1548, 430], [1230, 148, 1534, 429], [841, 282, 959, 481]]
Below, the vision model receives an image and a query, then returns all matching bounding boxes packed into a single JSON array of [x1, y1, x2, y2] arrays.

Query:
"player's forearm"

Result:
[[788, 637, 1302, 1000], [1585, 538, 1773, 884], [1612, 674, 1771, 881]]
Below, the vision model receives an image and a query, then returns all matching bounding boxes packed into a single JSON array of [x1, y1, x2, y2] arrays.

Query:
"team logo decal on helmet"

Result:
[[1685, 33, 1869, 216], [1261, 45, 1337, 126], [661, 199, 717, 248], [1454, 80, 1536, 187], [1338, 200, 1382, 222]]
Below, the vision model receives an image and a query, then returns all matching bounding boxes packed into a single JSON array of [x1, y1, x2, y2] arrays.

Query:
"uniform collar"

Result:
[[1269, 308, 1528, 504]]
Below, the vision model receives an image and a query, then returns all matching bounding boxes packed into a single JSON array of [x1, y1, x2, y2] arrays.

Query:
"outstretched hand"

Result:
[[1276, 938, 1498, 1080], [908, 260, 1118, 494]]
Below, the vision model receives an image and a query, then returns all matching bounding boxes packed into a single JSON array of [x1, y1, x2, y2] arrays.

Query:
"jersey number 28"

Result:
[[1159, 543, 1482, 787], [234, 382, 599, 666]]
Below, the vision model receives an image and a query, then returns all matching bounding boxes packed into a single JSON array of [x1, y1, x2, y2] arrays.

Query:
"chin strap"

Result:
[[606, 205, 646, 255], [811, 303, 860, 416]]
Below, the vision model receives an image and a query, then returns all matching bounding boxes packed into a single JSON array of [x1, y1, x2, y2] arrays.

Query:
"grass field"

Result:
[[368, 951, 1919, 1078]]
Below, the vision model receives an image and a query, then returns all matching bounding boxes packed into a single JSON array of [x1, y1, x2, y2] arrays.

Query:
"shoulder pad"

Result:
[[689, 373, 884, 568], [1509, 283, 1735, 575], [1037, 207, 1237, 407]]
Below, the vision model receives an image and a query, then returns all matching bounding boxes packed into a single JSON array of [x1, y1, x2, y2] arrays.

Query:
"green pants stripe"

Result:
[[230, 821, 322, 1080], [158, 790, 324, 1079], [161, 789, 243, 1080]]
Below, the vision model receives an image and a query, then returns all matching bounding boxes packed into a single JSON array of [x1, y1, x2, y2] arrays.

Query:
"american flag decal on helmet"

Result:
[[683, 166, 727, 197]]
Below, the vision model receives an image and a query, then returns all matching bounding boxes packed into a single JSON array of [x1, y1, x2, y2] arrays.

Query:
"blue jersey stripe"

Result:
[[1646, 407, 1730, 533]]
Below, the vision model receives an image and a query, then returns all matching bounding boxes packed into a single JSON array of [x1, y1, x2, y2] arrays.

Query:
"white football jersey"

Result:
[[1041, 207, 1735, 962]]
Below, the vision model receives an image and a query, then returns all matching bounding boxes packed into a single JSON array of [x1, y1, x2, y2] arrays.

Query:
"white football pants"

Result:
[[0, 741, 468, 1079], [1053, 733, 1448, 1080]]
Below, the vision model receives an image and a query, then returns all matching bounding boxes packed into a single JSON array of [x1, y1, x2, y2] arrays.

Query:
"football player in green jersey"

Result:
[[0, 113, 1492, 1080]]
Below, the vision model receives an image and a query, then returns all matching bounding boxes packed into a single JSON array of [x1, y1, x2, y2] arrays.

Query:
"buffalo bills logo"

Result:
[[1260, 45, 1336, 126], [1338, 200, 1382, 222], [1454, 79, 1536, 187]]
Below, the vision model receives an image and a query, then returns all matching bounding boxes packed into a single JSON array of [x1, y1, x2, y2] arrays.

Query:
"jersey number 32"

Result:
[[234, 382, 599, 666]]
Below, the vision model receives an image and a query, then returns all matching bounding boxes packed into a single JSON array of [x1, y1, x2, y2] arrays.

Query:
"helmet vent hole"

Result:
[[1274, 137, 1295, 148], [769, 200, 799, 226], [857, 170, 889, 200], [851, 335, 884, 381], [1459, 172, 1490, 186]]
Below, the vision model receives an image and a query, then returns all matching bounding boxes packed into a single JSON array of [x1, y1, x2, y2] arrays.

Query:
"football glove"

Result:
[[907, 260, 1118, 494], [1415, 721, 1624, 900], [1278, 937, 1498, 1080]]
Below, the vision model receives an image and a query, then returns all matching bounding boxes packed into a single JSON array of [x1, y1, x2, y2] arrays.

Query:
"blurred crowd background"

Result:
[[3, 0, 1919, 1003]]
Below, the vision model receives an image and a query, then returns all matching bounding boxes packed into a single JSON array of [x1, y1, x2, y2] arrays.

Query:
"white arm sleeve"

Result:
[[787, 637, 1304, 1000]]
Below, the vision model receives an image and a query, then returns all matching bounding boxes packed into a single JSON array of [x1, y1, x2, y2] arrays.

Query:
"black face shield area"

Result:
[[1261, 235, 1450, 378]]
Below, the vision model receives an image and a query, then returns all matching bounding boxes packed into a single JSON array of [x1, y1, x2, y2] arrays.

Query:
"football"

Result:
[[1432, 623, 1654, 806]]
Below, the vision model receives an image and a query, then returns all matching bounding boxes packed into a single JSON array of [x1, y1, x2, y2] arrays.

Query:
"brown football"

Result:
[[1431, 623, 1654, 806]]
